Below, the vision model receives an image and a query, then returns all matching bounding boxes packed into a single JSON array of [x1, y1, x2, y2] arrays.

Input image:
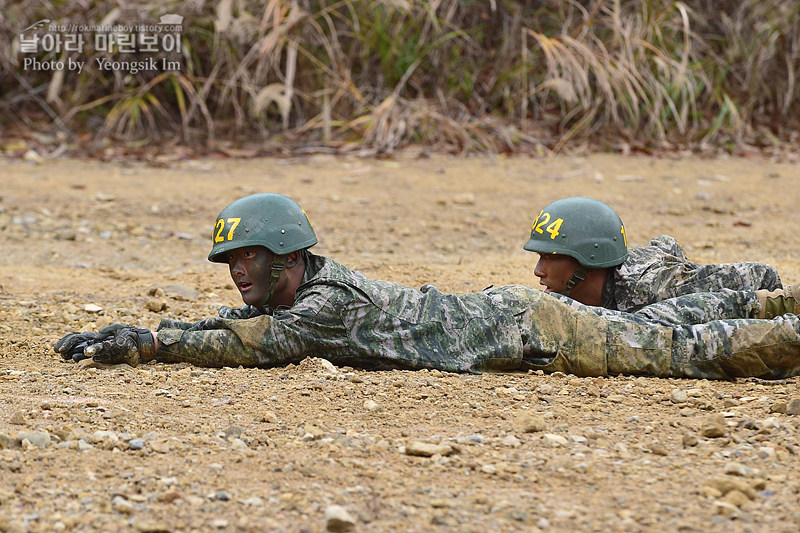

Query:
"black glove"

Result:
[[85, 326, 156, 366], [54, 324, 128, 361]]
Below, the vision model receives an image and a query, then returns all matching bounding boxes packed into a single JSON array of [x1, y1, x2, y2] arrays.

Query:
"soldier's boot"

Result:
[[756, 283, 800, 319]]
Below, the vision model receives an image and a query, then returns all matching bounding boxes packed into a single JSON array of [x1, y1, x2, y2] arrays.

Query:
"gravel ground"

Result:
[[1, 152, 800, 533]]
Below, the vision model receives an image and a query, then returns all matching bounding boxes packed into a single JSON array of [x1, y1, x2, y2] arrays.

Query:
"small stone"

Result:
[[261, 411, 278, 424], [723, 462, 750, 477], [145, 298, 167, 312], [318, 359, 338, 373], [17, 431, 51, 448], [133, 519, 172, 532], [517, 413, 547, 433], [240, 496, 264, 507], [700, 414, 727, 438], [84, 303, 103, 313], [91, 430, 119, 449], [713, 501, 741, 517], [648, 442, 668, 456], [669, 389, 688, 404], [705, 477, 756, 500], [363, 399, 381, 412], [786, 399, 800, 415], [501, 434, 521, 447], [157, 491, 182, 503], [112, 495, 134, 514], [542, 433, 568, 447], [722, 490, 752, 508], [324, 504, 356, 532], [405, 441, 456, 457], [128, 439, 145, 450], [770, 401, 788, 414], [452, 192, 475, 205], [10, 411, 26, 425]]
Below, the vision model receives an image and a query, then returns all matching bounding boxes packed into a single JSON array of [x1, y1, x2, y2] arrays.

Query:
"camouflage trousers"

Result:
[[505, 287, 800, 380]]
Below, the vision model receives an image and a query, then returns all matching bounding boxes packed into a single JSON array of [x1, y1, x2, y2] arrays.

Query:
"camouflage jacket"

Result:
[[602, 235, 782, 312], [155, 253, 526, 373], [154, 253, 800, 380]]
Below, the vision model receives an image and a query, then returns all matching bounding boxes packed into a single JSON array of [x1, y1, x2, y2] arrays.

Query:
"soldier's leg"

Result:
[[755, 283, 800, 319], [514, 288, 672, 377], [512, 287, 800, 380], [668, 315, 800, 379]]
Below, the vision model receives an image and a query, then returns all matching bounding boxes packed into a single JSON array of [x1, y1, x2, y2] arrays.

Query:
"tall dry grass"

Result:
[[1, 0, 799, 154]]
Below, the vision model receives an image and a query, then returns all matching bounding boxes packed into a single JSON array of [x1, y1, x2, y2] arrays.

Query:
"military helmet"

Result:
[[208, 193, 317, 263], [523, 197, 628, 268]]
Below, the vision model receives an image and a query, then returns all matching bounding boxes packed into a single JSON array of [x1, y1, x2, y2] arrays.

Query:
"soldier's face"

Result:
[[226, 246, 274, 306], [533, 253, 581, 293]]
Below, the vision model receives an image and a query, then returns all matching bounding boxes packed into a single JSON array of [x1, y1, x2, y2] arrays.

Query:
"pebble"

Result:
[[542, 434, 568, 447], [318, 359, 339, 374], [261, 411, 279, 424], [17, 431, 52, 448], [405, 441, 456, 457], [700, 414, 727, 438], [787, 399, 800, 415], [721, 490, 751, 508], [112, 495, 134, 514], [363, 399, 381, 412], [145, 298, 167, 312], [10, 411, 26, 425], [704, 477, 756, 500], [501, 434, 521, 447], [723, 462, 751, 477], [669, 389, 688, 403], [324, 504, 356, 532], [129, 439, 145, 450], [647, 442, 668, 456], [517, 413, 547, 433], [713, 501, 741, 517], [91, 430, 119, 449]]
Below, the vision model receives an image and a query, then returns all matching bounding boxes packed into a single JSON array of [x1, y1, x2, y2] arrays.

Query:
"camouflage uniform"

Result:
[[155, 253, 800, 380], [602, 235, 782, 312]]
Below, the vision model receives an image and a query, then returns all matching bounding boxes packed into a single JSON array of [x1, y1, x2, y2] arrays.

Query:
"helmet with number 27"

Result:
[[523, 197, 628, 268], [208, 193, 317, 263]]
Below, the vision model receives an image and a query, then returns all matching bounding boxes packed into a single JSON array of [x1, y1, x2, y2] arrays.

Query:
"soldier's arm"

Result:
[[153, 296, 348, 368]]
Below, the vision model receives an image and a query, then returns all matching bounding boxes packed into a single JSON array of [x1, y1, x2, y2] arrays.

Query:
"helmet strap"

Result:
[[561, 265, 588, 298], [257, 254, 287, 309]]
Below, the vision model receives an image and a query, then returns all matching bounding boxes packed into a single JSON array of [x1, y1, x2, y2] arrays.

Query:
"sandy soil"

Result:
[[2, 152, 800, 533]]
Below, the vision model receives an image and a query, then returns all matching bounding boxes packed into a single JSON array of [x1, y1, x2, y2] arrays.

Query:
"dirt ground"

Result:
[[2, 152, 800, 533]]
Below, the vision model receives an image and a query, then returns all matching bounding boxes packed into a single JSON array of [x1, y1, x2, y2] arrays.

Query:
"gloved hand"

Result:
[[54, 324, 128, 361], [85, 326, 156, 366]]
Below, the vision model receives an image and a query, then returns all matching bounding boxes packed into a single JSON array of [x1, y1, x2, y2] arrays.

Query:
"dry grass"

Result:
[[1, 0, 799, 155]]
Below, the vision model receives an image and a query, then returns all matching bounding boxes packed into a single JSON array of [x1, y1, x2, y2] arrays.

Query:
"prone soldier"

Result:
[[523, 197, 798, 321]]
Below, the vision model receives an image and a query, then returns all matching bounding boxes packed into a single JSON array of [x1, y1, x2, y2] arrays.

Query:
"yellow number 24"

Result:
[[532, 211, 563, 240]]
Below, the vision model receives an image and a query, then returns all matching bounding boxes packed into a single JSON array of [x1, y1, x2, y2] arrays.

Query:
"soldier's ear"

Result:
[[285, 251, 301, 268]]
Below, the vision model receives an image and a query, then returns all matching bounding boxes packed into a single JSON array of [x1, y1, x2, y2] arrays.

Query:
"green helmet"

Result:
[[208, 193, 317, 263], [523, 197, 628, 268]]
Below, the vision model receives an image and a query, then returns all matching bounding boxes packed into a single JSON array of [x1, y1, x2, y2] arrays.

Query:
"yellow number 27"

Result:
[[214, 217, 241, 243]]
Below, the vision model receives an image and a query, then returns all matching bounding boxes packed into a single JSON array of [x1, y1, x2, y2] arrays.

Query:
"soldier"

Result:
[[55, 193, 800, 380], [523, 197, 796, 320]]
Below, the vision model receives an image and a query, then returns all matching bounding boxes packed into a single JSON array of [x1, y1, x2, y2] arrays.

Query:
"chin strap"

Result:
[[560, 265, 588, 298], [257, 254, 286, 309]]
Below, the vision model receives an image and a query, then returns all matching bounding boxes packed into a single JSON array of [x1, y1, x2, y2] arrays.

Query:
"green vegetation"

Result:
[[2, 0, 799, 154]]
